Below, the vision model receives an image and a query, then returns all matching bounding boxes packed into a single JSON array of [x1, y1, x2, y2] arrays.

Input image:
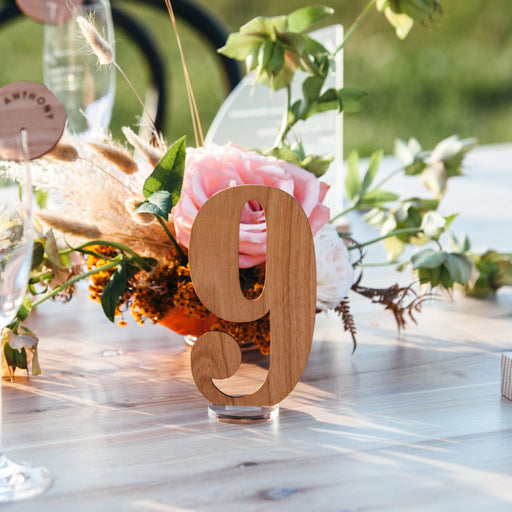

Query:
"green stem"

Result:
[[371, 164, 407, 191], [31, 257, 123, 308], [330, 164, 407, 223], [360, 261, 396, 267], [330, 204, 359, 223], [61, 240, 152, 271], [114, 62, 159, 138], [275, 85, 292, 147], [156, 216, 187, 262], [334, 0, 378, 54], [348, 227, 422, 251]]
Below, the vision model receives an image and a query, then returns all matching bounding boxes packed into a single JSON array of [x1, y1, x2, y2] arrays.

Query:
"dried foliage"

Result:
[[335, 299, 357, 353], [351, 280, 429, 331]]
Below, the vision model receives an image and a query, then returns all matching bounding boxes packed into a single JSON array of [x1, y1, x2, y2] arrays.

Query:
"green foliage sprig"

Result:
[[337, 134, 511, 296], [2, 140, 186, 378]]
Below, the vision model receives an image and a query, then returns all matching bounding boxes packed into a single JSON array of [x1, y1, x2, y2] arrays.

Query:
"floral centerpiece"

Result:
[[2, 0, 512, 378]]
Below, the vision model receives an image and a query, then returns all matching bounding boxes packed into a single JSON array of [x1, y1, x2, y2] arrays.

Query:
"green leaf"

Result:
[[445, 253, 473, 285], [218, 33, 263, 60], [287, 5, 334, 33], [265, 146, 303, 167], [3, 339, 15, 367], [31, 240, 45, 270], [13, 347, 27, 370], [143, 136, 186, 205], [345, 150, 362, 202], [360, 188, 399, 207], [444, 213, 459, 230], [362, 150, 383, 192], [240, 15, 288, 38], [17, 297, 33, 322], [412, 248, 447, 269], [257, 41, 284, 77], [384, 235, 406, 261], [302, 154, 333, 177], [404, 160, 427, 176], [278, 32, 306, 54], [266, 42, 285, 75], [302, 75, 325, 103], [404, 197, 439, 213], [460, 233, 471, 253], [289, 99, 303, 124], [35, 189, 48, 209], [101, 261, 127, 323], [300, 88, 340, 119], [257, 40, 274, 70], [339, 88, 368, 113], [134, 191, 173, 220]]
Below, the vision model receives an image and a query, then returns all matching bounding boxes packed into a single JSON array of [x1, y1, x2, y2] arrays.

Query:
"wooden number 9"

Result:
[[189, 185, 316, 406]]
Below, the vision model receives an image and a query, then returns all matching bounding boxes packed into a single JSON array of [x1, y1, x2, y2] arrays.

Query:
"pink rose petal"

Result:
[[172, 143, 331, 268]]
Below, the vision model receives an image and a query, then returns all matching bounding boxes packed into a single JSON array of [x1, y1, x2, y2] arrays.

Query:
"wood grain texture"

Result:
[[16, 0, 82, 23], [501, 353, 512, 400], [189, 185, 316, 406], [1, 145, 512, 511], [0, 82, 66, 160]]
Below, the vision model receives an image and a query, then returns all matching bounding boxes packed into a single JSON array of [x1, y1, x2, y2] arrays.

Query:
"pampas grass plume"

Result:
[[122, 126, 163, 167], [37, 212, 102, 240], [45, 143, 79, 162], [88, 143, 139, 175], [77, 15, 114, 65]]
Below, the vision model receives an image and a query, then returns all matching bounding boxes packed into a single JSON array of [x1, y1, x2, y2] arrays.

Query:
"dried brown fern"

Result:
[[351, 281, 429, 331], [335, 298, 358, 353]]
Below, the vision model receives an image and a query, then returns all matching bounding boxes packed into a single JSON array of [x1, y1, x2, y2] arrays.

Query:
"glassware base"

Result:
[[0, 454, 52, 502], [208, 404, 279, 423]]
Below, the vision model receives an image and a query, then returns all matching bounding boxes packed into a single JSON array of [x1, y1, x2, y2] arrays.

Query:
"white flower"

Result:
[[394, 137, 422, 166], [314, 223, 354, 311], [429, 135, 477, 164]]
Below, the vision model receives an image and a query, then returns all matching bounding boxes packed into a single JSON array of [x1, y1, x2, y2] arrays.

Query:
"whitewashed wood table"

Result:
[[2, 144, 512, 512]]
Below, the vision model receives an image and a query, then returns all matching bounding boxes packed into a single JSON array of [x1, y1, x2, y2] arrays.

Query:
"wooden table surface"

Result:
[[3, 145, 512, 512]]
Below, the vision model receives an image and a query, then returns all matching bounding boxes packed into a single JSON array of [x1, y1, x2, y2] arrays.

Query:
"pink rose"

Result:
[[171, 143, 330, 268]]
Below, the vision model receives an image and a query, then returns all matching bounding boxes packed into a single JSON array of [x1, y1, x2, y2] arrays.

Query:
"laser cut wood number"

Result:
[[189, 185, 316, 406]]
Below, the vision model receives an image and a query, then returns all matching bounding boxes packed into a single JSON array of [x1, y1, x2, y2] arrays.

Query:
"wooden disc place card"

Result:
[[0, 81, 66, 160], [16, 0, 83, 23], [189, 185, 317, 408]]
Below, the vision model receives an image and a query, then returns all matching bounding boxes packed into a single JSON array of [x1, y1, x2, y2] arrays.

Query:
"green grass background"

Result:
[[1, 0, 511, 156]]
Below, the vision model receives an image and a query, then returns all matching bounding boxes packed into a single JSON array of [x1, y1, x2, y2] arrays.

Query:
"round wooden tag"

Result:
[[0, 82, 67, 161], [16, 0, 83, 24]]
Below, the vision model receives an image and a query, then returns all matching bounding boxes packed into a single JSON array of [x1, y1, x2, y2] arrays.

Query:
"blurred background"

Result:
[[1, 0, 511, 156]]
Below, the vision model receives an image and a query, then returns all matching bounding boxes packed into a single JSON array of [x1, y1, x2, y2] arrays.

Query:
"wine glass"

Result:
[[43, 0, 116, 138], [0, 131, 52, 502]]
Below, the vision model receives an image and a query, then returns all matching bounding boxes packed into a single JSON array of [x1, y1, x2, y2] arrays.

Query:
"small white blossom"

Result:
[[314, 223, 354, 311], [429, 135, 477, 164], [394, 137, 423, 166]]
